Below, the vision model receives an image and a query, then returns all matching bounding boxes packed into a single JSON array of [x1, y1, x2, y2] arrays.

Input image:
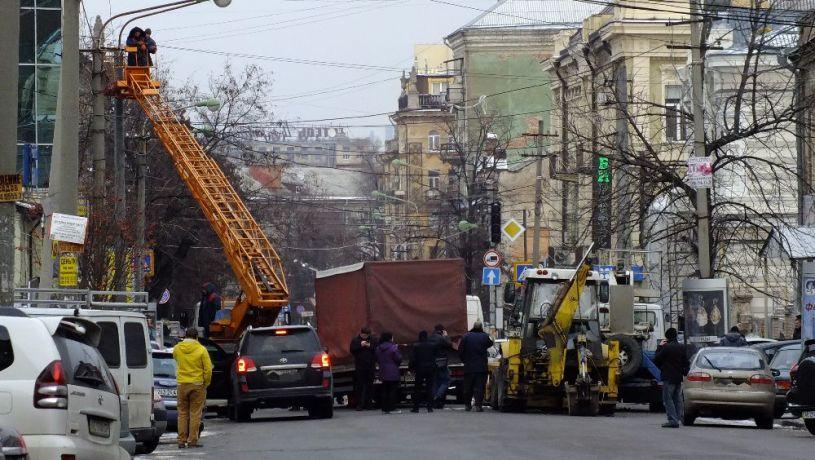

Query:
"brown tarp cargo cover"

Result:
[[315, 259, 467, 366]]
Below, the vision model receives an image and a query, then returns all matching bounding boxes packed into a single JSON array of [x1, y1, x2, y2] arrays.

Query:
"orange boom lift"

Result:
[[112, 53, 288, 342]]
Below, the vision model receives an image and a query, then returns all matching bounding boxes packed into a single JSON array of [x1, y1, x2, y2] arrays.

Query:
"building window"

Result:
[[428, 130, 440, 151], [665, 85, 688, 142], [431, 81, 448, 95], [428, 170, 440, 189]]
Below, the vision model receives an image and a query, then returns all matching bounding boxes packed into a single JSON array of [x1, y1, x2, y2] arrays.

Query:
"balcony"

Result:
[[419, 94, 446, 109]]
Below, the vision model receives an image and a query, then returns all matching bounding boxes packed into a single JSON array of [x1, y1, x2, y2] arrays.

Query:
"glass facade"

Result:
[[18, 0, 61, 188]]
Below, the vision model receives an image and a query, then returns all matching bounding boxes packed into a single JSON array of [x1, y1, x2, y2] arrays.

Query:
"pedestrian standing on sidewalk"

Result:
[[653, 327, 689, 428], [458, 321, 493, 412], [172, 327, 212, 448], [428, 324, 453, 408], [410, 330, 437, 413], [350, 326, 376, 410], [375, 332, 402, 414]]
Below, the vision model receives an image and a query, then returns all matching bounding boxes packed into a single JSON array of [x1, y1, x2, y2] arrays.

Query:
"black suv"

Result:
[[229, 326, 333, 422]]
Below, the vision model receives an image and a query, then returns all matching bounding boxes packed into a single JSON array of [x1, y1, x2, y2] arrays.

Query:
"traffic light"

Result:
[[490, 202, 501, 244]]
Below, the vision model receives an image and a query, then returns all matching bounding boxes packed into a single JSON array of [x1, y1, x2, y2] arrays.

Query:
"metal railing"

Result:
[[13, 288, 150, 311]]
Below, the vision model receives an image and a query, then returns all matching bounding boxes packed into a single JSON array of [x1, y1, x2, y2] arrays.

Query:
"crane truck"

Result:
[[489, 245, 620, 415], [111, 52, 288, 346]]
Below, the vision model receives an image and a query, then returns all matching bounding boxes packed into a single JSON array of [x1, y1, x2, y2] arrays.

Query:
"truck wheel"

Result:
[[805, 419, 815, 435], [309, 399, 334, 419], [755, 415, 774, 430], [609, 335, 642, 379], [233, 403, 253, 422], [682, 409, 696, 426]]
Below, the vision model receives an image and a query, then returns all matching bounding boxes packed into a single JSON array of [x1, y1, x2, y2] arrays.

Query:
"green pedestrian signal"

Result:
[[597, 156, 610, 183]]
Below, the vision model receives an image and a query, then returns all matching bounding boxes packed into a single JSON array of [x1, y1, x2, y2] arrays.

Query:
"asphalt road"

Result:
[[140, 405, 813, 460]]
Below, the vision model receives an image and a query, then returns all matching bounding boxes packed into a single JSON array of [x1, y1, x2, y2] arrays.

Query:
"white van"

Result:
[[23, 307, 157, 450], [466, 295, 484, 330], [0, 308, 127, 459]]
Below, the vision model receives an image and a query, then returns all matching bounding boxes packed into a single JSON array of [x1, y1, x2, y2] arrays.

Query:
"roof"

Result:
[[455, 0, 602, 31], [761, 225, 815, 260]]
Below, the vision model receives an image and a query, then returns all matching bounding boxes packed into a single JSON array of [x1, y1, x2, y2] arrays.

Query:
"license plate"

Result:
[[88, 417, 110, 438], [156, 388, 177, 398], [803, 411, 815, 419]]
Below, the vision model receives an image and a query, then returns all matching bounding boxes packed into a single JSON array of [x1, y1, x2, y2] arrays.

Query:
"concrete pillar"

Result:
[[40, 0, 80, 289], [0, 0, 20, 301]]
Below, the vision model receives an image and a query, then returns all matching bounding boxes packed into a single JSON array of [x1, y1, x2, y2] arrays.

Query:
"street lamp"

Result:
[[371, 191, 419, 214]]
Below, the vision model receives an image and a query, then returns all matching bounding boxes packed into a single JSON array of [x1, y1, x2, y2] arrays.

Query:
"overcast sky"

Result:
[[82, 0, 497, 139]]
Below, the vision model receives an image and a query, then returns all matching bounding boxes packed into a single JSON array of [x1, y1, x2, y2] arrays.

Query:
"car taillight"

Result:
[[311, 352, 330, 369], [749, 374, 774, 385], [236, 356, 257, 375], [776, 380, 791, 390], [686, 371, 712, 382], [34, 360, 68, 409], [109, 370, 120, 396]]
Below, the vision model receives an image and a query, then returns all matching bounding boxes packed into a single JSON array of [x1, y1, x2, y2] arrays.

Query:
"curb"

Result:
[[780, 418, 805, 429]]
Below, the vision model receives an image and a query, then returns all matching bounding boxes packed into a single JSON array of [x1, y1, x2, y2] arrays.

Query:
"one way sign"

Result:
[[482, 267, 501, 286]]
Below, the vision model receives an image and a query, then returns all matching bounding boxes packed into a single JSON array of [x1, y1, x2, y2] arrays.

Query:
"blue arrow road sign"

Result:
[[515, 264, 533, 283], [482, 267, 501, 286]]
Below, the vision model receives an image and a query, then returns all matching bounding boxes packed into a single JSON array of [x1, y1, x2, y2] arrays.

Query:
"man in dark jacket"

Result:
[[428, 324, 454, 408], [410, 331, 438, 413], [653, 327, 689, 428], [349, 326, 376, 411], [720, 326, 748, 347], [198, 282, 221, 338], [793, 315, 802, 340], [458, 321, 493, 412]]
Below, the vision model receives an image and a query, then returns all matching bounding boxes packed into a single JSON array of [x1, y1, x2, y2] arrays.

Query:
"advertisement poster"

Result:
[[802, 277, 815, 340], [683, 278, 729, 344]]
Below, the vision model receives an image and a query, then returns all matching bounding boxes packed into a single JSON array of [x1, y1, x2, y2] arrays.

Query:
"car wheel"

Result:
[[682, 409, 696, 426], [755, 415, 774, 430], [308, 399, 334, 419], [233, 403, 253, 422], [135, 437, 160, 455], [805, 419, 815, 435], [773, 405, 785, 419]]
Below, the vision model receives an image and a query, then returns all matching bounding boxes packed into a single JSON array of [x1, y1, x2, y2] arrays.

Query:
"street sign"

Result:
[[58, 254, 78, 287], [501, 218, 525, 242], [483, 249, 503, 268], [0, 174, 22, 202], [50, 213, 88, 245], [687, 156, 713, 189], [482, 267, 501, 286], [514, 263, 533, 285]]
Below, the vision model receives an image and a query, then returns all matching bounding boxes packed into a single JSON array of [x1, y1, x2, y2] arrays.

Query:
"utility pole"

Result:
[[0, 0, 20, 300], [690, 4, 712, 279], [40, 0, 81, 289], [133, 126, 148, 293], [91, 16, 107, 204], [522, 120, 553, 265]]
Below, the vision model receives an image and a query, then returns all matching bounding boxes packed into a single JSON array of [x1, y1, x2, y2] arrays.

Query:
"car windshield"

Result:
[[697, 350, 765, 371], [770, 347, 802, 371], [153, 354, 176, 378], [244, 329, 319, 356], [526, 281, 597, 320]]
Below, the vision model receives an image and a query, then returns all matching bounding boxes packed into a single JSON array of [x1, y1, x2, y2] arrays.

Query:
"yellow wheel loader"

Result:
[[489, 245, 619, 415]]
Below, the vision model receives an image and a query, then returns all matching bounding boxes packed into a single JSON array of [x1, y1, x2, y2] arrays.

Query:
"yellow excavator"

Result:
[[112, 53, 288, 344], [489, 244, 620, 415]]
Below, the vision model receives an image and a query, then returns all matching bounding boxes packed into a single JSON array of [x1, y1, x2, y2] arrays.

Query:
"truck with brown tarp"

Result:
[[314, 259, 469, 406]]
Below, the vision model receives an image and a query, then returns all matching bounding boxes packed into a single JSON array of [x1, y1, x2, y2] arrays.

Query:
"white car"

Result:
[[0, 308, 128, 459]]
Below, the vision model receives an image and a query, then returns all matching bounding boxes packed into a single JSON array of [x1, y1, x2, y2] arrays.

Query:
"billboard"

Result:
[[683, 278, 728, 344], [803, 277, 815, 340]]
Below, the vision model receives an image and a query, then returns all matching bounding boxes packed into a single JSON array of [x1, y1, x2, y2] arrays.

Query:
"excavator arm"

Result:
[[115, 64, 288, 341]]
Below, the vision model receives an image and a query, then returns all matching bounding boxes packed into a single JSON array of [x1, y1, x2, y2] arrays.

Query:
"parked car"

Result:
[[0, 426, 29, 460], [786, 339, 815, 435], [683, 346, 775, 429], [118, 396, 136, 457], [752, 339, 799, 363], [745, 336, 776, 346], [135, 392, 167, 455], [199, 338, 232, 415], [23, 308, 158, 452], [768, 342, 802, 418], [229, 326, 333, 422], [0, 308, 127, 459]]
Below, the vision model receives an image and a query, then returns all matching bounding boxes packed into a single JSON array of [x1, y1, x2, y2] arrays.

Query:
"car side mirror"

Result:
[[771, 368, 780, 378]]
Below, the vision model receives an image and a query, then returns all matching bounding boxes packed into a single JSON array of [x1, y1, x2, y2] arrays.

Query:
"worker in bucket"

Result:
[[198, 282, 221, 338]]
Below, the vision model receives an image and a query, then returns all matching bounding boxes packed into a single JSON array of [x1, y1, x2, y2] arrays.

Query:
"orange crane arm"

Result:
[[118, 65, 288, 340]]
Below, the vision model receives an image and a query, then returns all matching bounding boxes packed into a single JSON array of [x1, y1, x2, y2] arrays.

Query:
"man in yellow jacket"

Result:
[[173, 327, 212, 449]]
